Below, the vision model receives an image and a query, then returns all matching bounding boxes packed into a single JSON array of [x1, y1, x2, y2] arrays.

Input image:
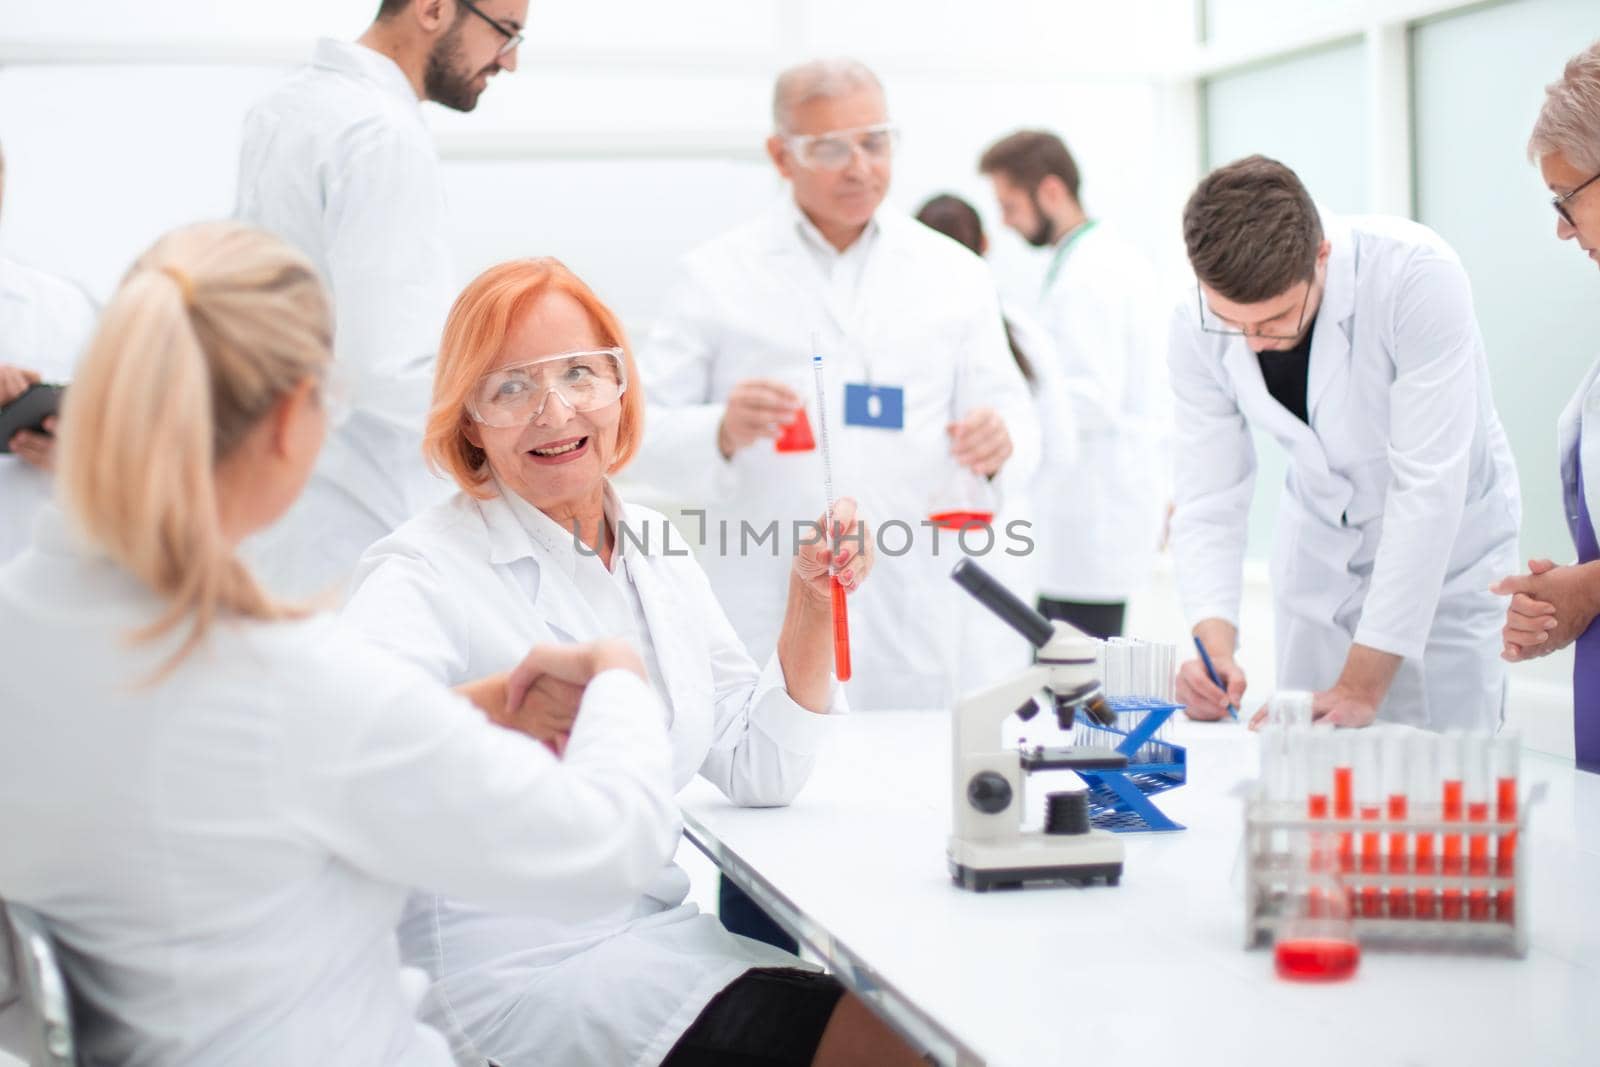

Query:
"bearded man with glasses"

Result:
[[1168, 155, 1521, 735], [234, 0, 527, 600]]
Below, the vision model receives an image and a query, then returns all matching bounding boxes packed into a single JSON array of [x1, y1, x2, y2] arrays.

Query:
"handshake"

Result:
[[461, 639, 647, 757]]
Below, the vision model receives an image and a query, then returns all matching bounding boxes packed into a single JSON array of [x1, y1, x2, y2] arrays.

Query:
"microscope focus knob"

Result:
[[967, 771, 1013, 815]]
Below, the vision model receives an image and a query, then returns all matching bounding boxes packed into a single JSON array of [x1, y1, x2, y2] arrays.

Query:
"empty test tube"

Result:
[[1269, 690, 1314, 729]]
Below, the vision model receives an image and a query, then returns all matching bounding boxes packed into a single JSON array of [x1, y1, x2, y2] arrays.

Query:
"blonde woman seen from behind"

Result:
[[0, 222, 679, 1066]]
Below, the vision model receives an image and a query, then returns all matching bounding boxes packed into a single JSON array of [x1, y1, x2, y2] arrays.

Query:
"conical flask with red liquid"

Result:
[[774, 406, 816, 452], [927, 465, 997, 530]]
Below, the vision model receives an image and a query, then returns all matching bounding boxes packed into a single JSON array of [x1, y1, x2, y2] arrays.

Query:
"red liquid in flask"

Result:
[[774, 409, 815, 453], [1275, 938, 1360, 982], [927, 510, 995, 531]]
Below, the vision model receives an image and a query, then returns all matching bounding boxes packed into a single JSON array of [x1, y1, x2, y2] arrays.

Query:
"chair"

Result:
[[0, 901, 77, 1067]]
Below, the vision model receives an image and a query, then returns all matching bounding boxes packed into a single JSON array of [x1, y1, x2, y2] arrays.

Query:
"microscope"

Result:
[[947, 558, 1126, 891]]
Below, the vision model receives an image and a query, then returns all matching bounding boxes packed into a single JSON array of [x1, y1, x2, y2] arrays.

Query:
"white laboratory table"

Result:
[[680, 711, 1600, 1067]]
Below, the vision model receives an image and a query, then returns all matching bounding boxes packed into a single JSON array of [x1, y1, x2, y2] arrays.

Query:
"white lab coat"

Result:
[[342, 483, 837, 1067], [1557, 357, 1600, 548], [0, 507, 678, 1067], [1167, 214, 1521, 730], [1032, 221, 1170, 603], [235, 38, 456, 599], [0, 255, 96, 561], [631, 201, 1041, 710]]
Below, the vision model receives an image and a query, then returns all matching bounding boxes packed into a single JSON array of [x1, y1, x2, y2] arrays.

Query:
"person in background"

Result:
[[0, 221, 679, 1065], [633, 57, 1037, 951], [1493, 38, 1600, 772], [979, 130, 1169, 640], [915, 192, 1077, 685], [343, 256, 917, 1067], [1169, 156, 1520, 730], [235, 0, 528, 598], [0, 138, 98, 561]]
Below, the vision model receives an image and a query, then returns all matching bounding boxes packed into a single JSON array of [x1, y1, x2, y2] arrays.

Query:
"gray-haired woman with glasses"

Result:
[[1493, 39, 1600, 772]]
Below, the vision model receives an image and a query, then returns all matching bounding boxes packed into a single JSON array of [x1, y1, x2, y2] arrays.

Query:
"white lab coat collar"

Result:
[[1216, 213, 1356, 474], [311, 37, 420, 111], [785, 197, 880, 258], [489, 476, 631, 578], [1306, 214, 1358, 423]]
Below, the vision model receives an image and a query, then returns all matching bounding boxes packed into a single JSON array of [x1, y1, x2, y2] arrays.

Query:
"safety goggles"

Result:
[[783, 123, 900, 172], [467, 348, 627, 428]]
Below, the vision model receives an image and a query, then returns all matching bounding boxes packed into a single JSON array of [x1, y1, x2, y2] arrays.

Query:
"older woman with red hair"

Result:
[[343, 259, 917, 1067]]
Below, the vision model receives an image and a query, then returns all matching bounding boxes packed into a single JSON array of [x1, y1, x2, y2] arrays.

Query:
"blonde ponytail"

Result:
[[55, 221, 333, 674]]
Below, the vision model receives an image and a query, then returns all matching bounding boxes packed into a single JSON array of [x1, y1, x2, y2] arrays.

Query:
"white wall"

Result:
[[0, 0, 1194, 337]]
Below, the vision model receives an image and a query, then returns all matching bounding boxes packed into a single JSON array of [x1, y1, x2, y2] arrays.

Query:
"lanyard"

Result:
[[1042, 218, 1099, 294]]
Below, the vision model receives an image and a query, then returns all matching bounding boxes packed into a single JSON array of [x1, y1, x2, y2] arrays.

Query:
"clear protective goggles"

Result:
[[467, 348, 628, 428], [783, 122, 900, 172]]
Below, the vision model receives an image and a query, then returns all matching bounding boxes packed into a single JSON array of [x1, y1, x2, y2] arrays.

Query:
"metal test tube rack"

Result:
[[1242, 784, 1542, 958]]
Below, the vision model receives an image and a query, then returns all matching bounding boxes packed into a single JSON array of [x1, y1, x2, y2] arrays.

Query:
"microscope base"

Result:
[[947, 834, 1124, 892]]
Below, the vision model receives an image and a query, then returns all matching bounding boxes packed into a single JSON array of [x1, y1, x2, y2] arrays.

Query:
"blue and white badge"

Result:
[[843, 383, 904, 430]]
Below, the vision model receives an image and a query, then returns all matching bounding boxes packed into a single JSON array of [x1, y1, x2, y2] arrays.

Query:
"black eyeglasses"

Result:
[[1553, 170, 1600, 226], [457, 0, 524, 57], [1196, 279, 1313, 341]]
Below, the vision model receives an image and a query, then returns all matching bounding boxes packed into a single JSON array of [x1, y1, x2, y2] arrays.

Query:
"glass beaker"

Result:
[[1275, 836, 1360, 982], [927, 464, 998, 530]]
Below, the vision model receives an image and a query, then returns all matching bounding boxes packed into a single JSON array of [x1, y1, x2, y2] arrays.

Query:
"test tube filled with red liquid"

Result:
[[1493, 733, 1520, 923], [1332, 731, 1355, 877], [1383, 731, 1411, 918], [1296, 729, 1331, 917], [1440, 732, 1465, 921], [1464, 731, 1492, 921], [1355, 731, 1383, 918], [1410, 732, 1439, 920]]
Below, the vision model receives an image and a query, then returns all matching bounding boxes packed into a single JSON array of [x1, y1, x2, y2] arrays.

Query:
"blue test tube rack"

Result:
[[1075, 698, 1188, 833]]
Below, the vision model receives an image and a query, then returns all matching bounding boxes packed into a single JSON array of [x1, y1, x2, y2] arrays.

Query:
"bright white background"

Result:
[[1, 3, 1598, 1061]]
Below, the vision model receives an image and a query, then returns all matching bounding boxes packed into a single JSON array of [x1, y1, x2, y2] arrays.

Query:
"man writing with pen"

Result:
[[1168, 156, 1520, 732]]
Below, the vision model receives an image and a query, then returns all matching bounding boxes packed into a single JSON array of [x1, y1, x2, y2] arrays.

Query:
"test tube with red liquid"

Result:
[[1331, 732, 1355, 877], [1464, 731, 1492, 922], [1410, 732, 1439, 920], [1493, 734, 1520, 923], [1440, 732, 1465, 921], [1355, 732, 1383, 918], [1382, 732, 1411, 919], [810, 350, 851, 682]]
